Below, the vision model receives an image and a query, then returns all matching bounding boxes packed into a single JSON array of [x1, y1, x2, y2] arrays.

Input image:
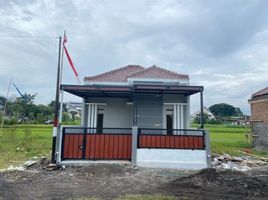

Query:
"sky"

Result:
[[1, 0, 268, 114]]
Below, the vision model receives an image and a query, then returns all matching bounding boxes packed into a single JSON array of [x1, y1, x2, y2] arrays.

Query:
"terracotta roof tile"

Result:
[[251, 87, 268, 100], [127, 65, 189, 80], [84, 65, 189, 82], [84, 65, 144, 82]]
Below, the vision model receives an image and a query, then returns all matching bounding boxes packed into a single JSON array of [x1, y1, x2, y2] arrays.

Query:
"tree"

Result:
[[0, 96, 7, 106], [235, 107, 243, 116], [209, 103, 236, 117]]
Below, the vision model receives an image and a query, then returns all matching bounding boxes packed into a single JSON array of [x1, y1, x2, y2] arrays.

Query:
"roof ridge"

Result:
[[127, 65, 189, 79], [84, 65, 144, 81], [150, 65, 189, 78]]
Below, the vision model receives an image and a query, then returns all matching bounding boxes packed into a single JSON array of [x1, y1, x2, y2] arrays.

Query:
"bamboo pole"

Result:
[[0, 78, 12, 133]]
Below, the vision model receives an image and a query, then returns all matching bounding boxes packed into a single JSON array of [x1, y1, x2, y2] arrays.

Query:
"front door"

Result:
[[164, 105, 174, 135], [166, 114, 173, 135], [96, 113, 103, 133]]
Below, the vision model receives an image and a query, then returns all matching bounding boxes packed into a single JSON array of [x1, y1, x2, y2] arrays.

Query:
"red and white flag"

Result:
[[63, 33, 81, 84]]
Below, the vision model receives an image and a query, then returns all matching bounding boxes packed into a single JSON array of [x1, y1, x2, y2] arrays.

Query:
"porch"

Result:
[[59, 126, 209, 169], [55, 84, 210, 169]]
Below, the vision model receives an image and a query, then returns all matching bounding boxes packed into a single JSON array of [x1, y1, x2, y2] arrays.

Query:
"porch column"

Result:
[[87, 103, 98, 128], [131, 126, 138, 165], [132, 92, 137, 126], [173, 104, 185, 130], [81, 98, 87, 126], [200, 91, 204, 129]]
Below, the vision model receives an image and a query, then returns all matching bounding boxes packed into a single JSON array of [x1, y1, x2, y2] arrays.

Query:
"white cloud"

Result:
[[1, 0, 268, 114]]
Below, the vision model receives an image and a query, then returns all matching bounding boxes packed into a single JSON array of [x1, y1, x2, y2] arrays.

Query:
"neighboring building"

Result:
[[65, 102, 82, 118], [56, 65, 210, 169], [191, 106, 216, 121], [249, 87, 268, 151]]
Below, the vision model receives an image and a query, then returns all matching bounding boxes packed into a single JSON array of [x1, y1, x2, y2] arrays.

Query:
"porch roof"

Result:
[[61, 84, 203, 98]]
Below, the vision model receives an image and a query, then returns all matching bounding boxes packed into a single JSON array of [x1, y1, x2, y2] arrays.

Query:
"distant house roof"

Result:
[[250, 87, 268, 101], [191, 106, 216, 120], [84, 65, 189, 82]]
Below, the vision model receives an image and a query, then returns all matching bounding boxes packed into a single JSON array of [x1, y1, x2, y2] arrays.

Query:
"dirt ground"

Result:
[[0, 160, 268, 200]]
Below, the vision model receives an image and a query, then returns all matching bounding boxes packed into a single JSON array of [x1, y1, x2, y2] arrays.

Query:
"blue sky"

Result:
[[1, 0, 268, 114]]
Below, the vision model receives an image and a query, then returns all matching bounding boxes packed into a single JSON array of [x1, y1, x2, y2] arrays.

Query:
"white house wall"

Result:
[[134, 93, 163, 128], [136, 149, 207, 169], [85, 97, 132, 128]]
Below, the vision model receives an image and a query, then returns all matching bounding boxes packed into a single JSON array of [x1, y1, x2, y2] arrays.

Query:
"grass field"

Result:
[[0, 125, 52, 169], [0, 124, 267, 169]]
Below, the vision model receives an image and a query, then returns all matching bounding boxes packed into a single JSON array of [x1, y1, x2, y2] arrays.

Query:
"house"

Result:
[[249, 87, 268, 151], [55, 65, 211, 169], [191, 106, 216, 121], [65, 102, 82, 119]]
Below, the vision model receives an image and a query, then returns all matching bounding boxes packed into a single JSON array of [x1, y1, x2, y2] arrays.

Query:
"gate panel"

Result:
[[61, 127, 132, 161], [62, 134, 83, 159], [85, 134, 132, 160]]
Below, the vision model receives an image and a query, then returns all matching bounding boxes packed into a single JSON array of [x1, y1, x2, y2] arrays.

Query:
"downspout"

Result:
[[200, 90, 204, 129]]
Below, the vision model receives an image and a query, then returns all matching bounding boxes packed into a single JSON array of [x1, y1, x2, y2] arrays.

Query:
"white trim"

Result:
[[127, 78, 189, 85], [84, 81, 129, 86], [163, 103, 188, 131], [180, 105, 184, 129], [53, 127, 58, 137], [87, 103, 98, 128], [59, 160, 130, 166], [164, 103, 188, 106], [85, 103, 107, 106], [59, 90, 64, 123]]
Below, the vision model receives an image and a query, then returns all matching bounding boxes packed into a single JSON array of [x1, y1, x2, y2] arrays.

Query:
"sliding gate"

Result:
[[61, 127, 132, 161]]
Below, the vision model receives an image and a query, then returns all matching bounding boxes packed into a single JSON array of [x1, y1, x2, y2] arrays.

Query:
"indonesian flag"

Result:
[[63, 33, 81, 84]]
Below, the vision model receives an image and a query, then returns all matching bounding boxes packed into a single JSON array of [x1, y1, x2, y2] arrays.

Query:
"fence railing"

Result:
[[61, 127, 132, 160], [61, 126, 206, 161], [137, 128, 205, 150]]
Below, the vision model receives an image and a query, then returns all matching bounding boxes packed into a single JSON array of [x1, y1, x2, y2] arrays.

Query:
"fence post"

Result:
[[205, 130, 211, 167], [60, 127, 65, 161], [131, 126, 138, 165], [82, 127, 87, 159]]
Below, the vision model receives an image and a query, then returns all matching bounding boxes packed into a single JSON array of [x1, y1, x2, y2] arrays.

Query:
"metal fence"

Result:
[[61, 127, 132, 160], [137, 128, 205, 150]]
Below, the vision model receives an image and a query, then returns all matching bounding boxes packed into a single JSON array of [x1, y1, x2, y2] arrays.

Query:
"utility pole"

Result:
[[50, 36, 62, 164], [0, 78, 12, 132], [59, 31, 66, 123]]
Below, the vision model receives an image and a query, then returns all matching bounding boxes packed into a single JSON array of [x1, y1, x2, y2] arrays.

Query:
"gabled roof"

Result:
[[127, 65, 189, 80], [250, 87, 268, 101], [84, 65, 189, 82], [84, 65, 144, 82]]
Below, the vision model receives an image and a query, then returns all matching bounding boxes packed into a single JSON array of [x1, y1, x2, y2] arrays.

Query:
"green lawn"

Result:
[[0, 124, 267, 169], [0, 125, 52, 169]]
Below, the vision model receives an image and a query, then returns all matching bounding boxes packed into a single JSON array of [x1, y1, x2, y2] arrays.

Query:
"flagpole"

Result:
[[59, 30, 66, 124], [51, 36, 62, 164], [0, 78, 12, 133]]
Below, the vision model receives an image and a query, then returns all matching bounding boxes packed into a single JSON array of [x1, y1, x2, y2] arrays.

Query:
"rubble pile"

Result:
[[212, 153, 268, 171]]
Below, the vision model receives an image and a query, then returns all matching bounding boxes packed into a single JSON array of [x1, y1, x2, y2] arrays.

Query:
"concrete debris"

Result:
[[212, 153, 268, 172], [1, 157, 50, 172], [5, 165, 25, 171]]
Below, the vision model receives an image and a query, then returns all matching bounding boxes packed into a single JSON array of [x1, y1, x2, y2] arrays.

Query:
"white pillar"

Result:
[[87, 103, 98, 129], [172, 104, 186, 134], [180, 104, 184, 129], [131, 126, 138, 165], [59, 90, 64, 123]]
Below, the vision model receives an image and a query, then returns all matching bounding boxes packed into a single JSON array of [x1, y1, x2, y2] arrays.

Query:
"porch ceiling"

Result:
[[61, 84, 203, 98]]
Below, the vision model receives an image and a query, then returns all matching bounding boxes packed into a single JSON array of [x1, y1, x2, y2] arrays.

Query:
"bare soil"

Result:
[[0, 160, 268, 200]]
